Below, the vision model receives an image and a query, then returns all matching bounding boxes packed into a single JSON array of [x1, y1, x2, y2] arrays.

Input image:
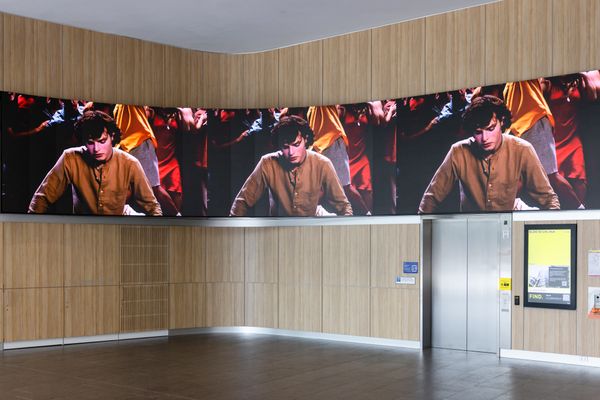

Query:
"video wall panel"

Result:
[[2, 70, 600, 217]]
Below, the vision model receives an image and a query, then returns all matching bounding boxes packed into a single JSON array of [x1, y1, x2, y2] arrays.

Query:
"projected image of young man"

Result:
[[230, 116, 352, 216], [418, 95, 560, 213], [28, 110, 162, 215]]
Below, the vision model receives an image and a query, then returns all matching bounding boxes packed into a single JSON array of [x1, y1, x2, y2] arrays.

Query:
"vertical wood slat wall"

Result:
[[3, 1, 600, 107], [0, 223, 420, 342], [4, 1, 598, 108], [120, 226, 169, 333], [503, 1, 600, 359], [513, 219, 600, 358], [1, 0, 600, 350]]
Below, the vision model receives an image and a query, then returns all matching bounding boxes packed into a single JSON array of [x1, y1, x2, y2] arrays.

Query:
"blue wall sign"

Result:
[[403, 261, 418, 274]]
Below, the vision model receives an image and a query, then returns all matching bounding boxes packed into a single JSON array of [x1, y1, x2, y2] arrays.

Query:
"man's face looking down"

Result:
[[280, 132, 307, 167], [85, 128, 113, 163], [472, 114, 502, 155]]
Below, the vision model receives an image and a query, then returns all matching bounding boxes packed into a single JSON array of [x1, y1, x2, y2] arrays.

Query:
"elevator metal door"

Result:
[[431, 219, 468, 351], [467, 218, 499, 353], [430, 217, 500, 353]]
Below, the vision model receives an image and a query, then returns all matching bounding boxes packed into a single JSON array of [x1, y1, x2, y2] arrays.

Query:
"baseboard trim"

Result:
[[501, 349, 600, 368], [169, 327, 421, 349], [3, 331, 169, 350], [64, 334, 119, 345], [3, 328, 418, 351], [3, 338, 64, 350], [118, 330, 169, 340]]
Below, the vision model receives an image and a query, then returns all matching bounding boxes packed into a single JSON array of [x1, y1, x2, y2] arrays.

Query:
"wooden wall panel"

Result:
[[188, 49, 205, 107], [120, 226, 169, 285], [279, 283, 321, 332], [169, 226, 206, 283], [0, 226, 2, 342], [278, 226, 322, 332], [323, 31, 371, 105], [278, 41, 322, 106], [371, 19, 426, 99], [200, 52, 243, 108], [323, 226, 370, 287], [245, 227, 278, 327], [116, 36, 165, 106], [2, 14, 62, 96], [278, 226, 322, 285], [4, 223, 64, 288], [64, 224, 119, 286], [552, 0, 600, 76], [245, 227, 278, 284], [425, 7, 485, 93], [576, 220, 600, 357], [121, 284, 168, 332], [61, 27, 118, 102], [323, 286, 369, 336], [164, 46, 192, 107], [523, 308, 577, 354], [242, 50, 279, 107], [205, 227, 244, 283], [511, 221, 525, 350], [371, 287, 420, 341], [485, 0, 553, 84], [371, 224, 420, 288], [0, 289, 2, 342], [206, 282, 244, 327], [0, 222, 3, 289], [64, 286, 119, 337], [322, 226, 370, 336], [169, 283, 205, 329], [120, 226, 169, 333], [245, 283, 278, 328], [370, 224, 420, 341], [4, 288, 63, 342]]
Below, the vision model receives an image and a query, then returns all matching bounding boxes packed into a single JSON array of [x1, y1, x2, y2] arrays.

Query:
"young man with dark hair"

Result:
[[230, 115, 352, 216], [28, 110, 162, 215], [418, 95, 560, 213]]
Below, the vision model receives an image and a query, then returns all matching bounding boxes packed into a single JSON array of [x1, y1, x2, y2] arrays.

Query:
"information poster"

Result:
[[589, 250, 600, 276], [524, 224, 577, 310]]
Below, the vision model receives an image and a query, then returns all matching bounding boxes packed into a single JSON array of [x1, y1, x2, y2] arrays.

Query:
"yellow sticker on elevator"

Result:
[[499, 278, 512, 291]]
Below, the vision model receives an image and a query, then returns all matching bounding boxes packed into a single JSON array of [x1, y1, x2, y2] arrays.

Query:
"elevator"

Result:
[[421, 214, 512, 354]]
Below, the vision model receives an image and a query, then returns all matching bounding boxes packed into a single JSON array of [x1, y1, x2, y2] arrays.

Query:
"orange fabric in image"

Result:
[[351, 162, 372, 191], [114, 104, 158, 152], [383, 124, 397, 164], [557, 144, 586, 181], [504, 80, 555, 137], [344, 111, 372, 191], [152, 114, 182, 193], [547, 84, 586, 180], [307, 105, 348, 153]]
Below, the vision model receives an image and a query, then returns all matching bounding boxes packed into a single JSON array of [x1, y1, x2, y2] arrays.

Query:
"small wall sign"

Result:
[[403, 261, 418, 274], [396, 276, 416, 285], [499, 278, 512, 291]]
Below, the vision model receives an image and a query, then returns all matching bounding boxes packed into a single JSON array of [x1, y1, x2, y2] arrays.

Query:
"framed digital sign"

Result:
[[524, 224, 577, 310]]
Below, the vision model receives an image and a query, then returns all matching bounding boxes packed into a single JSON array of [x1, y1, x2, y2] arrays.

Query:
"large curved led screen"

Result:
[[2, 70, 600, 217]]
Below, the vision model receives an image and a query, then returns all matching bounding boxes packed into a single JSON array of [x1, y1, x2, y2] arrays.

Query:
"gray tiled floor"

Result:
[[1, 333, 599, 399]]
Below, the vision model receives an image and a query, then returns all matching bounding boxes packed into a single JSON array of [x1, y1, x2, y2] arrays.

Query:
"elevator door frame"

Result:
[[420, 213, 512, 354]]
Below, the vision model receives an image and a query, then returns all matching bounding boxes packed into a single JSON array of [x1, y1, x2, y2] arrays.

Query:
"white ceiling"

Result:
[[0, 0, 498, 54]]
